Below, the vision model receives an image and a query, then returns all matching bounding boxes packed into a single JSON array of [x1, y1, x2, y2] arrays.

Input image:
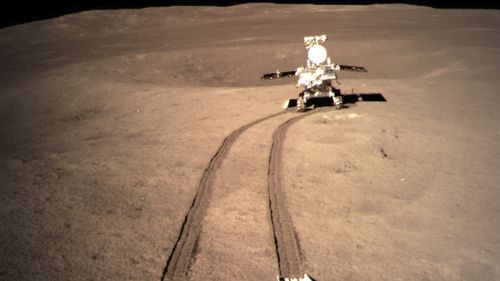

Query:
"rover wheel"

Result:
[[297, 97, 306, 112], [334, 96, 343, 110], [297, 93, 306, 112]]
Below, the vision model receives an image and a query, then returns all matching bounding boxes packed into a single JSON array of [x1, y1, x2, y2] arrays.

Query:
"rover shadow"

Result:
[[344, 93, 387, 103], [278, 275, 317, 281], [304, 93, 386, 108]]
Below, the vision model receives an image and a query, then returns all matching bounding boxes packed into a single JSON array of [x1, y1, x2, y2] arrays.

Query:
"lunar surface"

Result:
[[1, 3, 499, 281]]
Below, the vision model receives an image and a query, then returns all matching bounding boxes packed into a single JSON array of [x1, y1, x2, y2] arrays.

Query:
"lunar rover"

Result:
[[261, 35, 367, 111]]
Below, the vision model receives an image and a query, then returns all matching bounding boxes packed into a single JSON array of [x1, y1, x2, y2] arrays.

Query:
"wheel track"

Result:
[[161, 111, 287, 281], [268, 108, 327, 278], [162, 107, 326, 280]]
